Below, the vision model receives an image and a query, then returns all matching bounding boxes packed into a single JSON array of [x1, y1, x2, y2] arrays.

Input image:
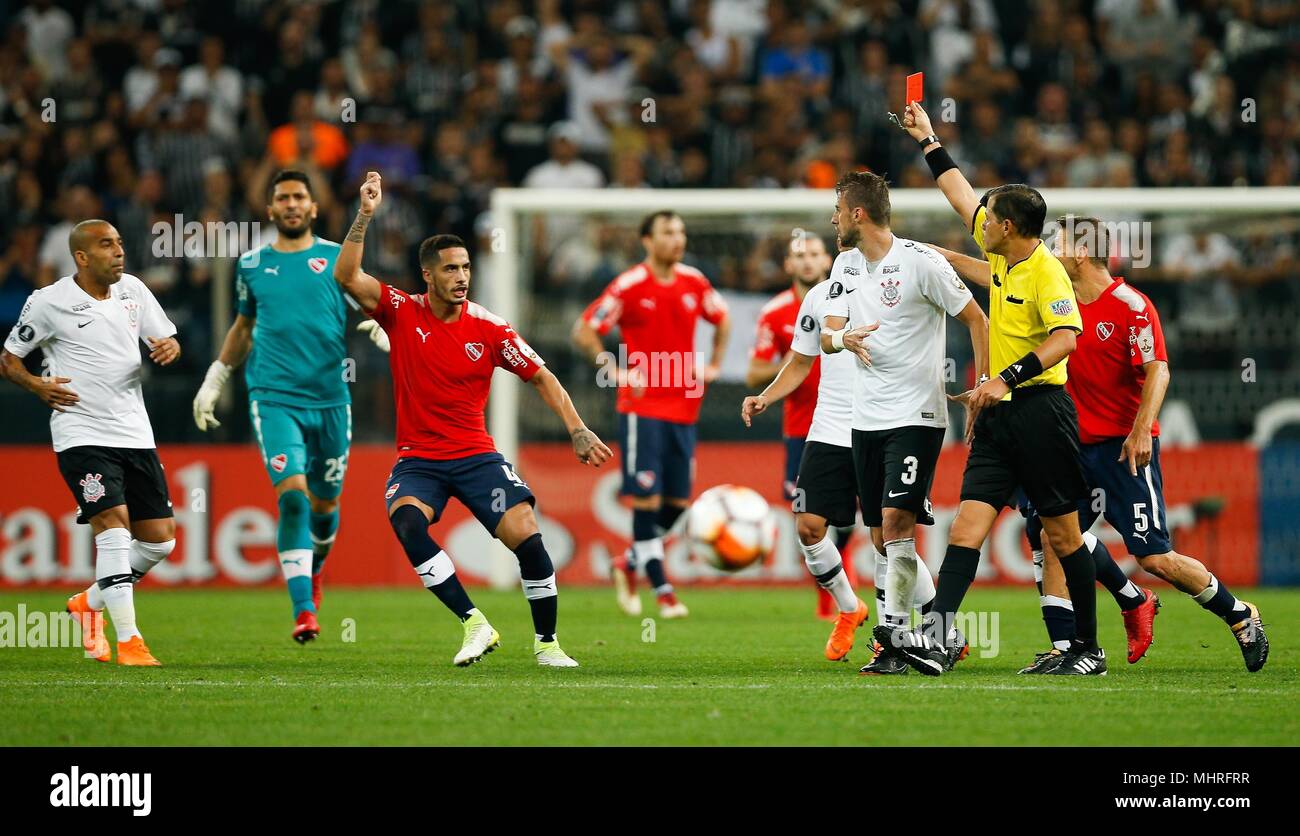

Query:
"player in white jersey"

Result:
[[0, 220, 180, 666], [820, 172, 989, 671], [742, 233, 941, 672]]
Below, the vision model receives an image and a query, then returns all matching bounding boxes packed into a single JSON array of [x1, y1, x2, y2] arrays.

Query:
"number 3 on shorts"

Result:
[[901, 455, 918, 485]]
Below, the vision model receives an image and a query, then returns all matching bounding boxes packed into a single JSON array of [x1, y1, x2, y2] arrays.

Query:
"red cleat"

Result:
[[292, 610, 320, 644], [1122, 588, 1160, 663], [312, 573, 323, 611]]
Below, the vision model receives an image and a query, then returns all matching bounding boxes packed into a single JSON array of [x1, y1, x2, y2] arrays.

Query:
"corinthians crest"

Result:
[[880, 277, 902, 308], [80, 473, 106, 503]]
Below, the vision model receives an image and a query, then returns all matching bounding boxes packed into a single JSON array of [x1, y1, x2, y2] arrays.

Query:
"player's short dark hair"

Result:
[[835, 170, 890, 227], [983, 184, 1046, 238], [639, 210, 680, 238], [418, 234, 468, 267], [1056, 214, 1110, 267], [267, 170, 313, 203]]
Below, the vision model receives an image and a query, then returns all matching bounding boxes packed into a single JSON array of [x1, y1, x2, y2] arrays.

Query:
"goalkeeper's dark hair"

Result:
[[983, 184, 1046, 238], [639, 210, 681, 238], [1055, 214, 1110, 267], [835, 170, 891, 227], [419, 234, 468, 268], [267, 169, 313, 203]]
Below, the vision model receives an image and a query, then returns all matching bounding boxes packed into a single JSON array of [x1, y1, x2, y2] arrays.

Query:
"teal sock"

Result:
[[277, 490, 314, 617], [310, 509, 339, 576]]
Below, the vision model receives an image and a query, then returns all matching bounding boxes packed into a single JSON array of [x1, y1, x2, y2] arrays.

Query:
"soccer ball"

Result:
[[686, 484, 778, 572]]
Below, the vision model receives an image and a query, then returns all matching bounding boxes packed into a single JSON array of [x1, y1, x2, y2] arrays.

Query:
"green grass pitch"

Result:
[[1, 586, 1295, 746]]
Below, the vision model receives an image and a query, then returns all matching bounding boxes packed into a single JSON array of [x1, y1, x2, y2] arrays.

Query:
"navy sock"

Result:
[[656, 504, 686, 536], [929, 544, 981, 644], [390, 505, 474, 620], [1197, 576, 1249, 625], [633, 507, 670, 592], [1042, 600, 1076, 647], [1086, 536, 1141, 610], [1058, 542, 1099, 651], [515, 533, 558, 642]]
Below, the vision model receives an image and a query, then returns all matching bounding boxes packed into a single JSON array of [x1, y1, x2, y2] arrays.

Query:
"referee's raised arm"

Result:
[[901, 102, 980, 230]]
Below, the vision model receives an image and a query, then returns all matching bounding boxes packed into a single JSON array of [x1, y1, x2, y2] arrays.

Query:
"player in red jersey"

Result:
[[745, 232, 858, 619], [572, 210, 731, 619], [336, 171, 613, 668], [938, 216, 1269, 673]]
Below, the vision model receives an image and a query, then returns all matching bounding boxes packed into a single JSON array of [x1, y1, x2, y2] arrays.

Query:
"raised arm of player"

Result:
[[1121, 359, 1170, 476], [929, 244, 993, 289], [528, 366, 614, 467], [902, 102, 980, 228], [741, 351, 814, 427], [334, 171, 384, 312]]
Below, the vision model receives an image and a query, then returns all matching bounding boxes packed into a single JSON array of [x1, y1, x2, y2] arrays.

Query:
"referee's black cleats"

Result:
[[1045, 646, 1107, 676], [1231, 602, 1269, 672], [860, 638, 910, 675], [1018, 648, 1065, 674], [889, 628, 950, 677]]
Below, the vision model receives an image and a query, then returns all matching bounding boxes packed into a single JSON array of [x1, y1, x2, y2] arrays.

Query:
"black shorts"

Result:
[[793, 440, 858, 527], [851, 426, 944, 527], [960, 384, 1088, 518], [56, 446, 174, 525]]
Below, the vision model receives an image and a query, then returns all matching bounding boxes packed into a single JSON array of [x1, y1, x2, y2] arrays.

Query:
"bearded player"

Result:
[[745, 232, 860, 619], [937, 217, 1269, 673], [573, 211, 731, 620], [337, 171, 612, 667], [193, 170, 379, 643]]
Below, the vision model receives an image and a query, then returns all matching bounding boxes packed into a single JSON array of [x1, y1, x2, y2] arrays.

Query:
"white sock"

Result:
[[1032, 550, 1045, 586], [799, 532, 858, 613], [912, 549, 936, 610], [95, 528, 140, 642], [872, 544, 888, 625], [85, 582, 104, 611], [130, 539, 174, 581], [884, 538, 918, 626]]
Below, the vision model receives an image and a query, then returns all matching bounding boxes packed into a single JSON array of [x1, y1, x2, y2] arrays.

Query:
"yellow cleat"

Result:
[[66, 592, 110, 663], [825, 598, 869, 661], [116, 636, 161, 667]]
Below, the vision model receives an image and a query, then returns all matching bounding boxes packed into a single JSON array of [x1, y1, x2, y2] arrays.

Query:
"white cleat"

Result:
[[453, 609, 500, 667], [535, 637, 579, 667], [658, 599, 689, 619], [613, 565, 642, 616]]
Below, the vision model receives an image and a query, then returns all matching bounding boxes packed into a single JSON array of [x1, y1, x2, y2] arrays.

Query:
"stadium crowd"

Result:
[[0, 0, 1297, 433]]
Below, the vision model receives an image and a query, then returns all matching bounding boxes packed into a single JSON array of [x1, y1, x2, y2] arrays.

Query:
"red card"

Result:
[[906, 72, 924, 107]]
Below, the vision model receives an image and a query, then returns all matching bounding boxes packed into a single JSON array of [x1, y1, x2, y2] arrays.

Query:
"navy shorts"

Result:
[[618, 413, 696, 499], [384, 452, 535, 537], [1078, 437, 1172, 557], [783, 436, 805, 501]]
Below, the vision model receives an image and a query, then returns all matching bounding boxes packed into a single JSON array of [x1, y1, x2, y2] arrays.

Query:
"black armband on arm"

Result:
[[998, 350, 1044, 388], [924, 146, 958, 180]]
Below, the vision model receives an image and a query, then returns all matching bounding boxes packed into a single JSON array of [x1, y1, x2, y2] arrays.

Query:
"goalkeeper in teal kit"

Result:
[[192, 170, 389, 642]]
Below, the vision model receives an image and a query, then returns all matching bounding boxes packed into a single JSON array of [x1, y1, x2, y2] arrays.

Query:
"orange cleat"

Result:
[[293, 610, 320, 644], [116, 636, 160, 667], [1122, 588, 1160, 663], [66, 591, 110, 663], [825, 598, 870, 661], [312, 573, 323, 611]]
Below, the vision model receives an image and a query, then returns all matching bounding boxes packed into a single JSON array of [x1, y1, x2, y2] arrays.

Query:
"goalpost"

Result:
[[481, 186, 1300, 587]]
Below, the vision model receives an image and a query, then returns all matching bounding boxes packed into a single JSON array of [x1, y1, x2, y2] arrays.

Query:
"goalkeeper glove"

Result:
[[358, 319, 390, 353], [193, 360, 231, 431]]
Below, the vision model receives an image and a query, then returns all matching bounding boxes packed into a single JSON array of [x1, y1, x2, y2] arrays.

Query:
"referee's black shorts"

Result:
[[959, 384, 1087, 519]]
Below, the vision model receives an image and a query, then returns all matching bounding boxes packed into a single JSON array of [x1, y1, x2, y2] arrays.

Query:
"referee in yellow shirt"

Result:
[[886, 101, 1104, 676]]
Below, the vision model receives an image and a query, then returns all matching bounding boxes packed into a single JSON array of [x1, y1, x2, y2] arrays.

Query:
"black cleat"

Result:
[[945, 627, 969, 671], [1045, 646, 1107, 676], [860, 640, 909, 675], [887, 626, 949, 677], [1018, 648, 1065, 675], [1231, 602, 1269, 672]]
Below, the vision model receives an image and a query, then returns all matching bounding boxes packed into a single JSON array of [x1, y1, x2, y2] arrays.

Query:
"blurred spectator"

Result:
[[268, 91, 350, 172], [180, 37, 244, 142], [19, 0, 75, 82], [522, 122, 605, 190], [38, 185, 100, 287], [548, 27, 653, 154]]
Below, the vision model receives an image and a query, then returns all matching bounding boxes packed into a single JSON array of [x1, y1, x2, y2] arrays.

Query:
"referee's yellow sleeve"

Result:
[[971, 205, 987, 252], [1036, 263, 1084, 333]]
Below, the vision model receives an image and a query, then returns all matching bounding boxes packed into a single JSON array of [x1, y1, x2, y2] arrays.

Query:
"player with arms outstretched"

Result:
[[744, 232, 860, 619], [573, 211, 731, 619], [2, 220, 181, 666], [338, 171, 612, 667], [193, 170, 366, 643]]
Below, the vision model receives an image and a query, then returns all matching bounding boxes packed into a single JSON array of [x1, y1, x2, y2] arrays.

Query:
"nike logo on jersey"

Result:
[[264, 266, 280, 275], [888, 490, 909, 498], [846, 287, 856, 293], [77, 320, 93, 328]]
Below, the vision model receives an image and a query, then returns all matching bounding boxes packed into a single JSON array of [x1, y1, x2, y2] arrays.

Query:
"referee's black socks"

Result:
[[927, 545, 981, 647], [1058, 542, 1100, 651]]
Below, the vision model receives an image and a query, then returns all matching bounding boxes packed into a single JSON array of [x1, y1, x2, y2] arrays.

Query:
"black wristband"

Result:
[[917, 134, 939, 147], [925, 146, 958, 180], [998, 351, 1044, 388]]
